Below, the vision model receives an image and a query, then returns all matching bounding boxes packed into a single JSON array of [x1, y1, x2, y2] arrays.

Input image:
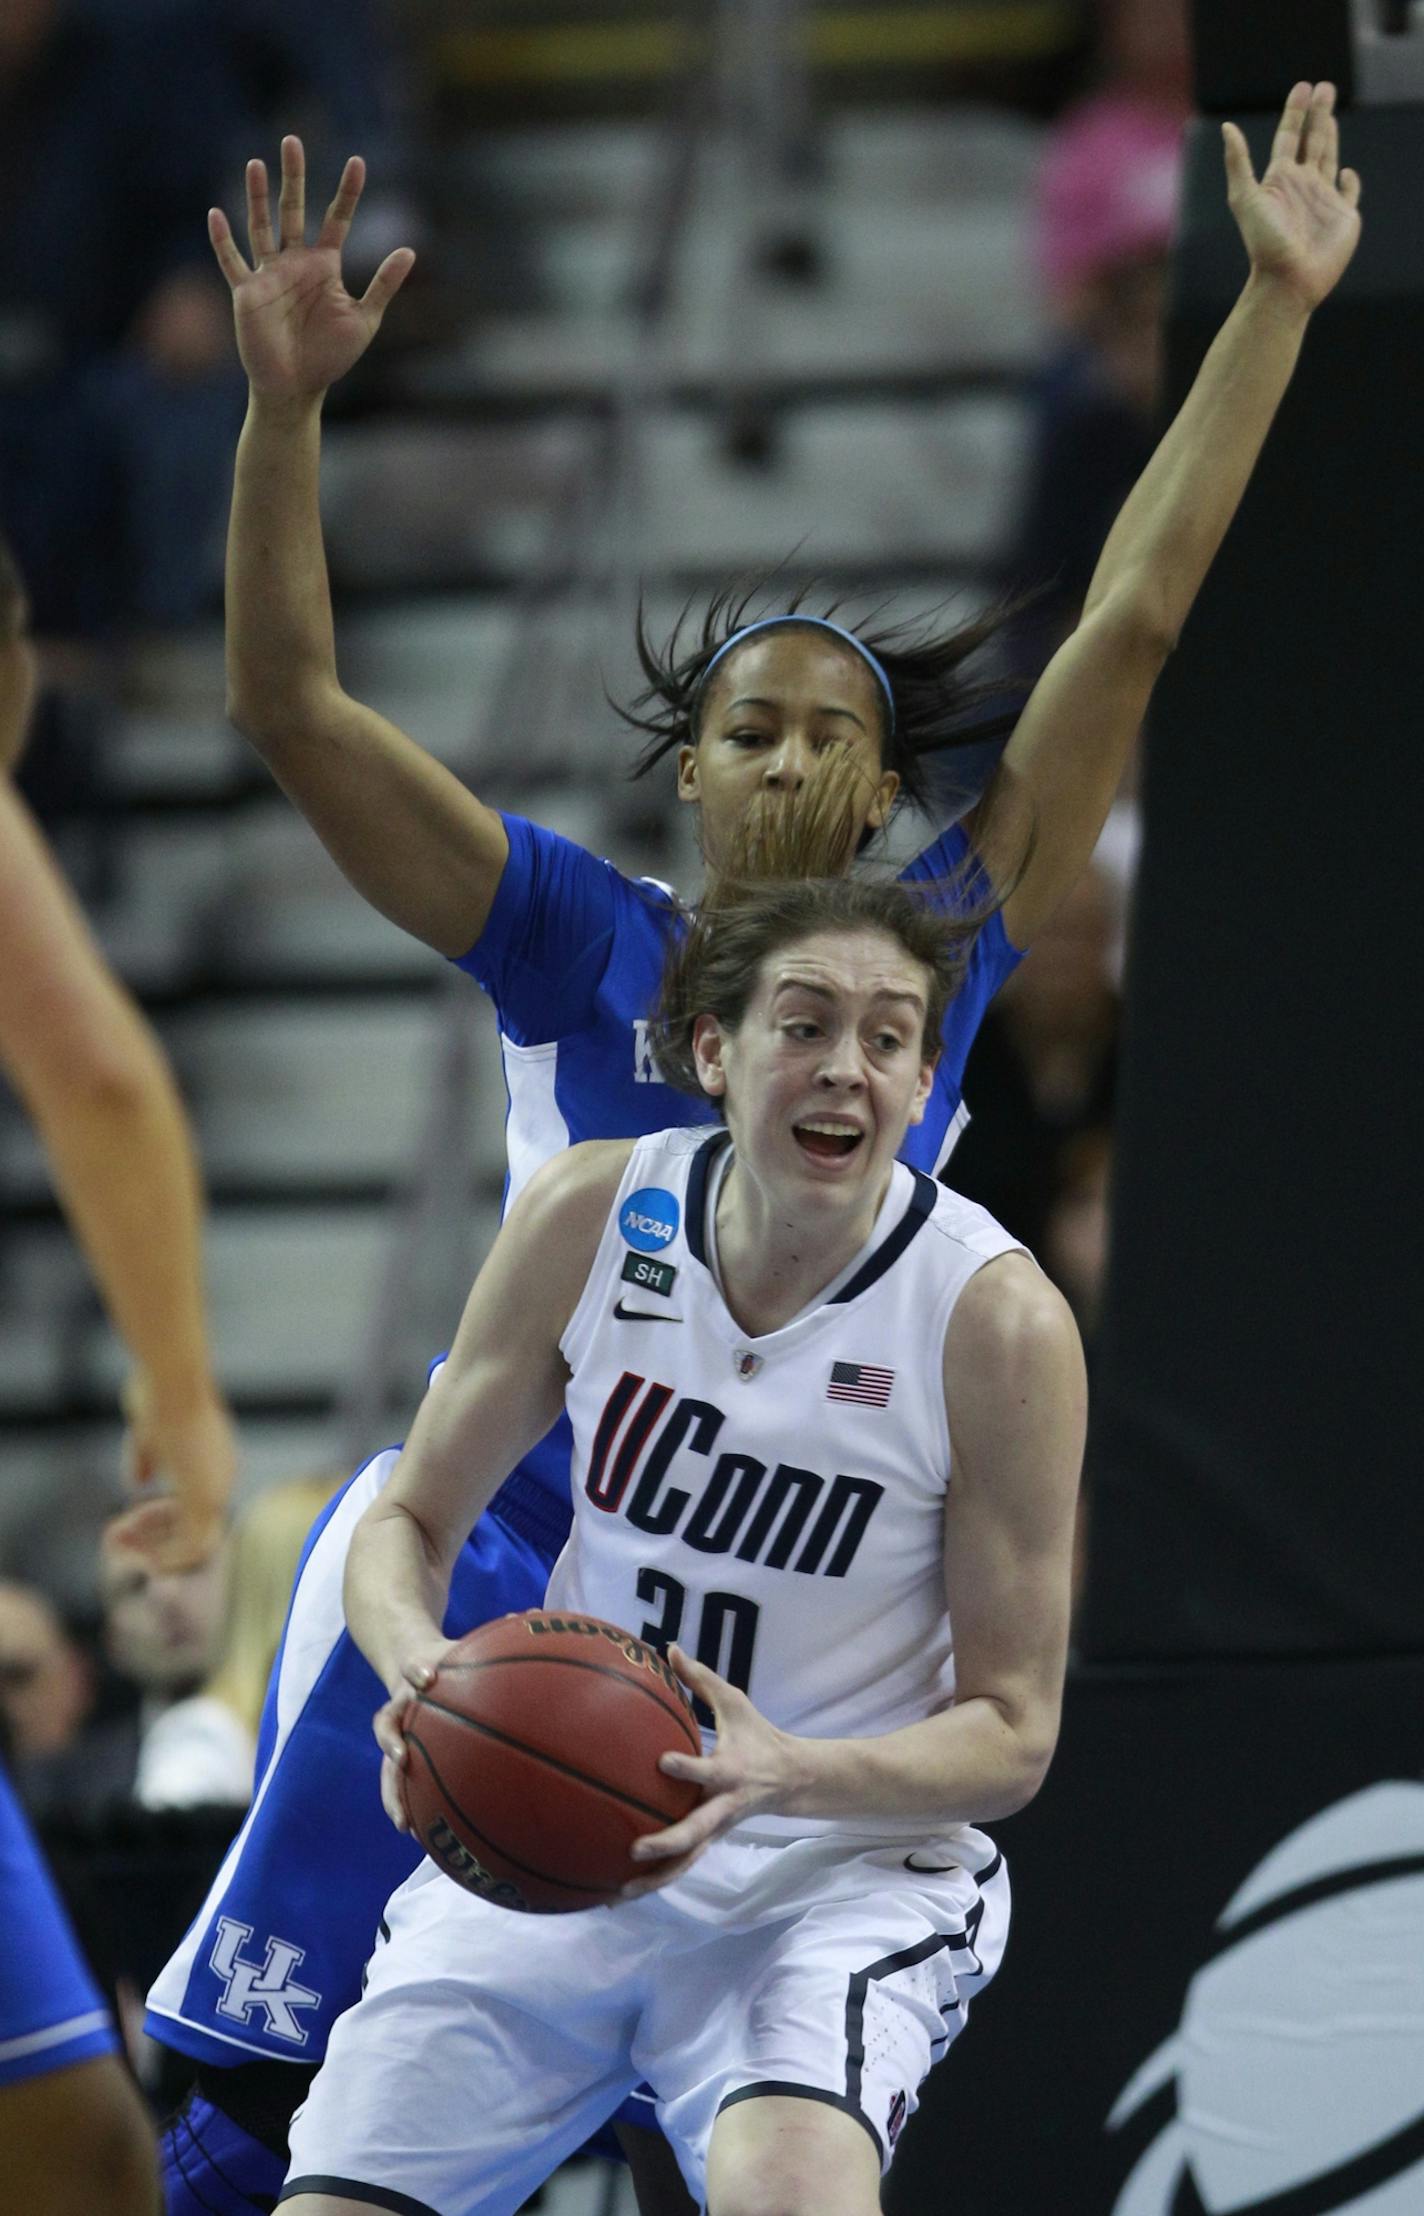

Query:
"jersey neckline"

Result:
[[683, 1128, 939, 1331]]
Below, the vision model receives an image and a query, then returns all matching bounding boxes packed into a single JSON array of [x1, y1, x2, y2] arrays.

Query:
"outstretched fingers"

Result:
[[1221, 118, 1255, 197], [208, 206, 251, 290], [317, 155, 366, 253], [1270, 80, 1314, 170], [360, 246, 418, 321], [1303, 82, 1339, 183], [245, 158, 276, 262], [278, 133, 306, 249], [1339, 166, 1363, 210]]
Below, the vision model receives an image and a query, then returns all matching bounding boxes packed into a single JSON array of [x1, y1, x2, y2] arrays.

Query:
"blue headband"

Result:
[[695, 616, 897, 737]]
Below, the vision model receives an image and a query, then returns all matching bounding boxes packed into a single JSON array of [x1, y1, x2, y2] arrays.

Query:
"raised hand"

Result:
[[105, 1373, 237, 1573], [1223, 82, 1362, 313], [208, 136, 415, 399]]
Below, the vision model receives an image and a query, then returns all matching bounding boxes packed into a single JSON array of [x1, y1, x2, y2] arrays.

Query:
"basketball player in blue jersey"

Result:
[[151, 83, 1362, 2214], [279, 865, 1087, 2216], [0, 537, 236, 2214]]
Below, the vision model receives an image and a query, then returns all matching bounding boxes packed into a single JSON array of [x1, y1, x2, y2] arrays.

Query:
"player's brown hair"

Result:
[[651, 753, 997, 1095]]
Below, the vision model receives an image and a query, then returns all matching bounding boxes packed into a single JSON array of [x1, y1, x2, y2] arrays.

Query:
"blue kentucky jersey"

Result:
[[458, 811, 1021, 1530]]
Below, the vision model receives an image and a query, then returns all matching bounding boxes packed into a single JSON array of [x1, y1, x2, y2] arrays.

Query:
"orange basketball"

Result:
[[401, 1610, 702, 1913]]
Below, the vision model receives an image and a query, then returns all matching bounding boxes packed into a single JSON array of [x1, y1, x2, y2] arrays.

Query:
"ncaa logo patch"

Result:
[[620, 1187, 680, 1253]]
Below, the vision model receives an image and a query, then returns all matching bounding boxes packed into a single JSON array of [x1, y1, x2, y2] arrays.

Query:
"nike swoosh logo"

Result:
[[904, 1853, 959, 1874], [613, 1301, 683, 1323]]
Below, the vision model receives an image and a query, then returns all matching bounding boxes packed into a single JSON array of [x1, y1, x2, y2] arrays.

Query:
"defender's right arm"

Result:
[[211, 139, 509, 957]]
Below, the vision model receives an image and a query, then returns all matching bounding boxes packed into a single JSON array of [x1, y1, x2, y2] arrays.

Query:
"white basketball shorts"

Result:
[[281, 1825, 1009, 2215]]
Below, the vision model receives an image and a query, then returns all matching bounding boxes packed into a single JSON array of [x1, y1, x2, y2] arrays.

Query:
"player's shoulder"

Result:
[[944, 1247, 1081, 1389], [513, 1140, 637, 1240], [923, 1179, 1021, 1265]]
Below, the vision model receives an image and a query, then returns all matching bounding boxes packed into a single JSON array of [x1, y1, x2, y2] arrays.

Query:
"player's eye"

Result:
[[726, 728, 770, 748]]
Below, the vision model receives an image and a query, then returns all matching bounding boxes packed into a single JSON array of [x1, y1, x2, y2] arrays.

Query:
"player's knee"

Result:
[[707, 2099, 881, 2216]]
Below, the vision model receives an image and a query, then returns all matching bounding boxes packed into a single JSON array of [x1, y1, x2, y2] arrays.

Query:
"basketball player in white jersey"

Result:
[[275, 862, 1086, 2216]]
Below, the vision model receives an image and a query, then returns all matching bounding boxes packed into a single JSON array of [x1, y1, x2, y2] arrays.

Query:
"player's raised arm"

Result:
[[974, 81, 1363, 949], [0, 782, 236, 1569], [210, 138, 509, 957], [343, 1141, 632, 1703]]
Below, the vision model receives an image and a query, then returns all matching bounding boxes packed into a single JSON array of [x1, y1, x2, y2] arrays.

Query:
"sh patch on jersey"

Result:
[[619, 1187, 680, 1253], [620, 1252, 677, 1297]]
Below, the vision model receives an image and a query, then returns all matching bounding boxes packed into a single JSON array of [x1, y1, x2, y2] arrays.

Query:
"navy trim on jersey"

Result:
[[830, 1168, 938, 1305], [717, 2080, 885, 2165], [843, 1905, 987, 2122], [685, 1129, 732, 1265], [279, 2181, 439, 2216], [684, 1136, 937, 1309]]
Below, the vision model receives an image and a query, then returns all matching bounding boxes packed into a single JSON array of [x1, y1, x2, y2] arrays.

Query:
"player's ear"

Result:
[[906, 1053, 936, 1127], [863, 766, 900, 833], [676, 743, 700, 805], [691, 1012, 728, 1097]]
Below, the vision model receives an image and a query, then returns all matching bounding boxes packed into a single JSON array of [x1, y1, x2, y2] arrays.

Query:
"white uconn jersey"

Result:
[[550, 1126, 1025, 1843]]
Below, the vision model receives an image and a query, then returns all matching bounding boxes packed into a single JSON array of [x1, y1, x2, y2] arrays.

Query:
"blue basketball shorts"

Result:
[[0, 1767, 117, 2088]]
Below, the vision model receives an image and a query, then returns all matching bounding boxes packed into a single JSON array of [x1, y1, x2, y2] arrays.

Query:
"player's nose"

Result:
[[763, 733, 814, 790]]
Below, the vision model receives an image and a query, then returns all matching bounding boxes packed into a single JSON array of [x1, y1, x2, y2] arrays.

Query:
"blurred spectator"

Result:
[[133, 1470, 340, 1811], [0, 1577, 137, 1813], [1004, 88, 1185, 676], [99, 1536, 236, 1807], [1042, 1123, 1114, 1340], [0, 1580, 92, 1767], [0, 0, 248, 642], [950, 864, 1119, 1264], [1099, 0, 1191, 110]]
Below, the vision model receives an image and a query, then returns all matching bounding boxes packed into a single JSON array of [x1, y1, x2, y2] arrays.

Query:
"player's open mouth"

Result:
[[793, 1119, 864, 1161]]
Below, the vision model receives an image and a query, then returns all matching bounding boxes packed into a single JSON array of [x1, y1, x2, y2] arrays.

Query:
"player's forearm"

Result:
[[1083, 272, 1310, 643], [778, 1693, 1058, 1828], [226, 392, 343, 743], [28, 1045, 217, 1421], [344, 1493, 457, 1695]]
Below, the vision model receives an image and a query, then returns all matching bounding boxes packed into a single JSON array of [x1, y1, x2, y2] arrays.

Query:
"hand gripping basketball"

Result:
[[397, 1611, 704, 1913]]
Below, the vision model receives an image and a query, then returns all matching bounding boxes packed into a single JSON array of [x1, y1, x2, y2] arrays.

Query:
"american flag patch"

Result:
[[827, 1360, 894, 1407]]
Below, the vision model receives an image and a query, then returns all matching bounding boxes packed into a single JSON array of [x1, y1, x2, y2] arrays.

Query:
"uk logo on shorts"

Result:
[[887, 2089, 909, 2148], [209, 1918, 321, 2045], [620, 1187, 680, 1253]]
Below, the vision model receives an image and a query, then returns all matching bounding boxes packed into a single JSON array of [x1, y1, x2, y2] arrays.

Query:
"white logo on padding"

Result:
[[1108, 1782, 1424, 2213], [210, 1917, 321, 2045]]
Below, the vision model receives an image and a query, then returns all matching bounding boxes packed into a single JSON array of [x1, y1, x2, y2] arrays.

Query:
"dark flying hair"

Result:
[[617, 575, 1026, 812]]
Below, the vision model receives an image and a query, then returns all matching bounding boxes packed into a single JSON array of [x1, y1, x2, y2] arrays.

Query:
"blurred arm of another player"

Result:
[[973, 80, 1363, 951], [0, 578, 236, 1573], [208, 138, 510, 960], [626, 1254, 1087, 1889], [345, 1143, 632, 1831]]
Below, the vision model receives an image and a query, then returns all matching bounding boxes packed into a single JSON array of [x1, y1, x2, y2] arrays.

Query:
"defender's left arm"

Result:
[[974, 81, 1362, 950]]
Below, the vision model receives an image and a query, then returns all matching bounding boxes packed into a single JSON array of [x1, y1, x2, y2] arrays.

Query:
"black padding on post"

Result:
[[1078, 112, 1424, 1661]]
